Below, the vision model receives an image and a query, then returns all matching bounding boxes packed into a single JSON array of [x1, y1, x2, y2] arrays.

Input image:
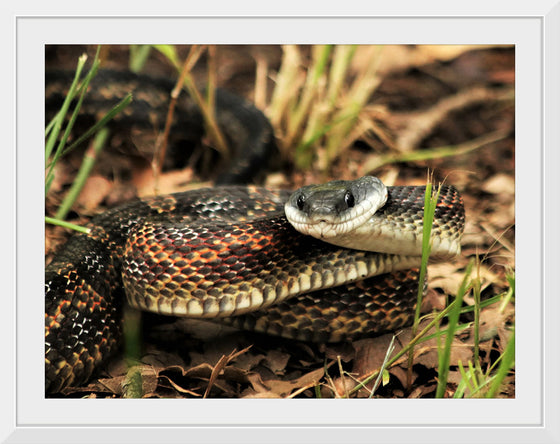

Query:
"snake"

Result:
[[45, 70, 465, 394]]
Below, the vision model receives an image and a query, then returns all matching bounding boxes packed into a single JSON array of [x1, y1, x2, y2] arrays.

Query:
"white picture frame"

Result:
[[3, 3, 559, 443]]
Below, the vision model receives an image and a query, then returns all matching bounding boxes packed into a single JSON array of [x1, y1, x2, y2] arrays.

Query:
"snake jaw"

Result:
[[315, 220, 338, 239]]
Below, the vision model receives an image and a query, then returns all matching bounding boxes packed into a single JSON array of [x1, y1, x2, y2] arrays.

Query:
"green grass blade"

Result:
[[326, 45, 356, 106], [467, 359, 480, 390], [472, 259, 483, 375], [54, 127, 109, 220], [50, 93, 133, 164], [416, 180, 438, 320], [350, 296, 462, 395], [122, 306, 144, 398], [294, 107, 360, 169], [435, 260, 473, 398], [287, 45, 332, 141], [45, 216, 90, 234], [406, 174, 439, 388], [346, 264, 505, 395], [129, 45, 152, 72], [485, 330, 515, 398], [153, 44, 181, 70], [45, 47, 102, 194], [455, 360, 474, 397], [45, 54, 88, 162], [363, 130, 510, 173], [499, 271, 515, 312]]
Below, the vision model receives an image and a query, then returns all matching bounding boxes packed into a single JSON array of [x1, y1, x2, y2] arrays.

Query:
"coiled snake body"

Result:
[[45, 71, 465, 394]]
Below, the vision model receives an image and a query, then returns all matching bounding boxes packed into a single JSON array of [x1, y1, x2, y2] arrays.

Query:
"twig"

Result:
[[395, 86, 514, 152], [152, 46, 206, 194]]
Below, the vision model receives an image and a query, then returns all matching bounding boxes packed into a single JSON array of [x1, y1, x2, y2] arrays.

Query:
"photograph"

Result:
[[44, 44, 515, 400]]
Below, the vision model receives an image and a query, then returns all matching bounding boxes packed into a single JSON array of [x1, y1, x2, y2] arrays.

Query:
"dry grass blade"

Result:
[[363, 129, 510, 173], [369, 335, 397, 398], [202, 346, 252, 398], [268, 45, 305, 131], [287, 45, 332, 146], [267, 45, 382, 172], [203, 354, 229, 398], [324, 46, 382, 165], [337, 355, 349, 398], [480, 223, 515, 256], [152, 45, 207, 193]]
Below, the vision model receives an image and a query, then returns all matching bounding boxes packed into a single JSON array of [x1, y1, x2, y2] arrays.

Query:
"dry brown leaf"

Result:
[[158, 375, 202, 396], [141, 350, 188, 372], [84, 364, 159, 397], [401, 335, 473, 370], [322, 342, 356, 363], [351, 335, 397, 377], [386, 365, 410, 390], [351, 319, 475, 392], [135, 165, 196, 197], [446, 370, 464, 385], [189, 336, 249, 368], [76, 175, 113, 210], [393, 87, 508, 152], [242, 390, 284, 399], [481, 173, 514, 197], [48, 161, 75, 193], [165, 362, 213, 379], [155, 364, 217, 396], [242, 371, 272, 394], [127, 346, 258, 397], [422, 288, 447, 312], [474, 304, 514, 344], [428, 263, 468, 295], [231, 352, 267, 372], [263, 350, 291, 374], [408, 384, 437, 399], [247, 367, 325, 398], [92, 376, 126, 395]]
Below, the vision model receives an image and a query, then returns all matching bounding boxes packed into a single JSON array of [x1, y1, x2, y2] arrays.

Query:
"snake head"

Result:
[[285, 176, 388, 239]]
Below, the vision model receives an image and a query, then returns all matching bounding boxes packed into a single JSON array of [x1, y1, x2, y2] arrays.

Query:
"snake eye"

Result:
[[296, 194, 306, 211], [344, 190, 355, 208]]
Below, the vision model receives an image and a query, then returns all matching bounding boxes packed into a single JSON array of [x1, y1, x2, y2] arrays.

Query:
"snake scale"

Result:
[[45, 70, 465, 394]]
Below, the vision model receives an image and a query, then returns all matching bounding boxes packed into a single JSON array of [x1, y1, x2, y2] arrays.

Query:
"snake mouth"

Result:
[[285, 176, 388, 239]]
